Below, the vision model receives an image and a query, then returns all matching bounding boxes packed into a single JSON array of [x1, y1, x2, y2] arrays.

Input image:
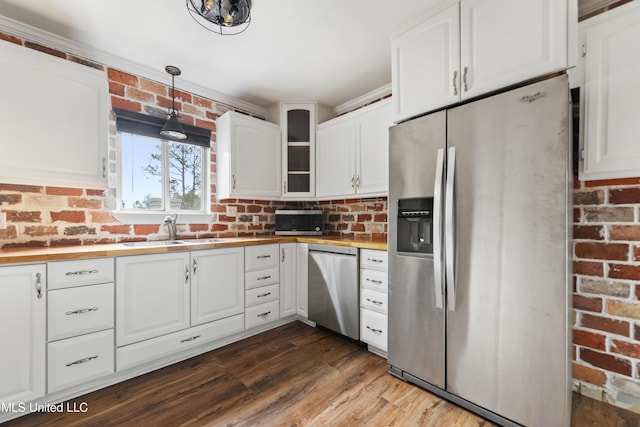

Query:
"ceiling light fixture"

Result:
[[186, 0, 252, 36], [160, 65, 187, 140]]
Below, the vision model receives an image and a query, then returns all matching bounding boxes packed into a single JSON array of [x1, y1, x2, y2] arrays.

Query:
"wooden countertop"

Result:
[[0, 236, 387, 265]]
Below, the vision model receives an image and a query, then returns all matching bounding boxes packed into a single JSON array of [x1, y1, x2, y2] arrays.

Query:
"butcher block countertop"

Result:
[[0, 236, 388, 265]]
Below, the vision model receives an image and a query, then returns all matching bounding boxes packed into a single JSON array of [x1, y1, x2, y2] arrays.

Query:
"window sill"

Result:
[[112, 211, 213, 225]]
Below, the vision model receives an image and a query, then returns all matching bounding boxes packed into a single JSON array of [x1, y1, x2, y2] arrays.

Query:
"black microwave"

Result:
[[275, 210, 323, 235]]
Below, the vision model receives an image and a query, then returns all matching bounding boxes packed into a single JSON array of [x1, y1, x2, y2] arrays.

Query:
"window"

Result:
[[119, 133, 206, 212], [113, 108, 212, 214]]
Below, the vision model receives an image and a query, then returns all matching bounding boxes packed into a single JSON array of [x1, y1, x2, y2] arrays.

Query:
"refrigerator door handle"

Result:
[[445, 146, 457, 311], [432, 148, 445, 309]]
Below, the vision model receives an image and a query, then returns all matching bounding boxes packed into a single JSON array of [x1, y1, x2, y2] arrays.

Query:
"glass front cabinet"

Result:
[[269, 103, 328, 199]]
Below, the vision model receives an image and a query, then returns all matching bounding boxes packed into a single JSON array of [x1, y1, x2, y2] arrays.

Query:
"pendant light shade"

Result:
[[160, 65, 187, 140], [186, 0, 252, 35]]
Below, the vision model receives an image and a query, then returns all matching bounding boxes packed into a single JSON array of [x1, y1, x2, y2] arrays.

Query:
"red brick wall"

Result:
[[573, 177, 640, 409], [0, 32, 388, 248]]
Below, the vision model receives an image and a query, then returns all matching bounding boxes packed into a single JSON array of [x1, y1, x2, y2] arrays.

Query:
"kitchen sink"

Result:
[[120, 240, 187, 247]]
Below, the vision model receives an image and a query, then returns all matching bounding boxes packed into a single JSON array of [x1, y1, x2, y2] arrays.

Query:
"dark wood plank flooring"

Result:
[[4, 321, 640, 426]]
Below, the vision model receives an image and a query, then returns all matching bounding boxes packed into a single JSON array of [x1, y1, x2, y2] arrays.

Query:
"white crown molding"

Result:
[[0, 15, 268, 118], [333, 83, 392, 116]]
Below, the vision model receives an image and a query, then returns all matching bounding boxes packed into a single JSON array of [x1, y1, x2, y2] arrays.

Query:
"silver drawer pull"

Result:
[[66, 307, 99, 315], [366, 326, 383, 334], [65, 269, 99, 276], [180, 335, 201, 343], [368, 258, 384, 263], [66, 355, 99, 367], [257, 275, 271, 281], [257, 292, 271, 298], [366, 298, 383, 305], [257, 311, 271, 318], [257, 255, 271, 259], [366, 278, 383, 285]]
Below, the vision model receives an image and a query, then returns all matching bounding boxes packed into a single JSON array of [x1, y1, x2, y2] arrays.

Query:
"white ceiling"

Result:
[[0, 0, 441, 112]]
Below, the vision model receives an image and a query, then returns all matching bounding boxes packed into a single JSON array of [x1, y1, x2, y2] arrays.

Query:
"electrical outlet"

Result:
[[253, 215, 259, 225], [226, 206, 237, 216], [0, 212, 6, 230]]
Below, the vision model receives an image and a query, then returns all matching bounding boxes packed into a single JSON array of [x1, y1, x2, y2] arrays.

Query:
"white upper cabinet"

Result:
[[316, 99, 391, 199], [0, 40, 109, 188], [580, 1, 640, 180], [216, 111, 281, 200], [392, 0, 574, 123]]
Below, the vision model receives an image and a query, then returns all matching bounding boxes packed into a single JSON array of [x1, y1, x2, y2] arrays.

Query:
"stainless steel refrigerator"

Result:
[[388, 75, 572, 427]]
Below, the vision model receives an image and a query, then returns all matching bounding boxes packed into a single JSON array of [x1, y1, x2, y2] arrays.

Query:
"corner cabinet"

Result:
[[0, 39, 109, 188], [316, 98, 391, 199], [216, 111, 281, 200], [0, 264, 46, 405], [579, 1, 640, 180], [392, 0, 575, 122]]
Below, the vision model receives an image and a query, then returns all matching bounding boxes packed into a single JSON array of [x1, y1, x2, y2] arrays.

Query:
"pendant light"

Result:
[[186, 0, 252, 36], [160, 65, 187, 140]]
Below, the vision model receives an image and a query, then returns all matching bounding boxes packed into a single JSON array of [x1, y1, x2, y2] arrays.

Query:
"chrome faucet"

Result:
[[164, 214, 178, 241]]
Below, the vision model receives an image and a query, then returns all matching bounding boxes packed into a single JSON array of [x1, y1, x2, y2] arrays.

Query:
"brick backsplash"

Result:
[[573, 176, 640, 411]]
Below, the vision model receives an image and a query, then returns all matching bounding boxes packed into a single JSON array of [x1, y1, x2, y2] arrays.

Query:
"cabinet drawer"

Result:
[[245, 300, 280, 330], [360, 250, 388, 271], [48, 283, 114, 342], [360, 309, 388, 351], [48, 258, 114, 290], [116, 314, 244, 372], [245, 283, 279, 307], [360, 288, 388, 315], [245, 244, 279, 271], [245, 267, 279, 289], [360, 268, 388, 293], [48, 329, 114, 393]]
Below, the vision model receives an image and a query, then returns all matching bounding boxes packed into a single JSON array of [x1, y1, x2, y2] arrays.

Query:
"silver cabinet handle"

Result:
[[366, 298, 383, 305], [185, 264, 190, 284], [257, 311, 271, 318], [66, 307, 99, 315], [232, 174, 236, 189], [283, 180, 287, 194], [463, 66, 468, 92], [351, 175, 355, 188], [180, 335, 201, 343], [193, 257, 198, 275], [257, 292, 271, 298], [282, 248, 285, 262], [257, 275, 271, 281], [366, 278, 383, 285], [366, 326, 383, 334], [453, 71, 458, 96], [368, 258, 384, 263], [66, 355, 99, 367], [102, 158, 107, 178], [35, 272, 42, 299], [65, 269, 99, 276], [257, 255, 271, 259], [445, 147, 457, 312], [355, 175, 361, 189], [432, 148, 445, 309]]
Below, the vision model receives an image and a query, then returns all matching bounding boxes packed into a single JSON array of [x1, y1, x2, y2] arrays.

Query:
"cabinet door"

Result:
[[356, 99, 391, 196], [316, 120, 357, 198], [391, 3, 460, 123], [232, 116, 282, 198], [460, 0, 568, 100], [282, 104, 316, 198], [581, 2, 640, 180], [0, 264, 46, 404], [280, 243, 297, 317], [116, 252, 191, 346], [296, 243, 309, 318], [191, 247, 245, 326]]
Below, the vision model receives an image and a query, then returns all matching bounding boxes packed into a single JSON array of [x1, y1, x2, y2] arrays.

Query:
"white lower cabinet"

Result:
[[296, 243, 309, 318], [245, 300, 281, 330], [0, 264, 46, 405], [359, 249, 388, 354], [48, 330, 114, 393], [245, 244, 281, 329], [280, 243, 297, 318]]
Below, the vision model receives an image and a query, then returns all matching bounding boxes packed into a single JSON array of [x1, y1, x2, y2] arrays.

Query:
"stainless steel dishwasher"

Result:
[[308, 244, 359, 340]]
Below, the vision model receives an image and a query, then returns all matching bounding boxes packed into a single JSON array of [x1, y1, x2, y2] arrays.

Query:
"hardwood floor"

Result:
[[4, 321, 640, 426]]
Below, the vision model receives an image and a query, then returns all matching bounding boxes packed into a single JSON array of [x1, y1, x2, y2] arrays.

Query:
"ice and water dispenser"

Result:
[[396, 197, 433, 255]]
